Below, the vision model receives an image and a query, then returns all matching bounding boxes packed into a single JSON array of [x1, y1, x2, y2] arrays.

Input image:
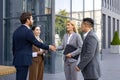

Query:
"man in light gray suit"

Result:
[[76, 18, 101, 80]]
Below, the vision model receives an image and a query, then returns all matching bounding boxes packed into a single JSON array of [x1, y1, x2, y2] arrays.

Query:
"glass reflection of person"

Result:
[[57, 20, 83, 80]]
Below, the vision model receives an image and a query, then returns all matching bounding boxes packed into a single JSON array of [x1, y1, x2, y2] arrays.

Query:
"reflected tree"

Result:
[[55, 10, 68, 39]]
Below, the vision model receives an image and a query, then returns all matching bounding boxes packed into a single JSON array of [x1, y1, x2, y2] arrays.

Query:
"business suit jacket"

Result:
[[12, 25, 49, 66], [78, 30, 101, 79], [57, 32, 83, 62]]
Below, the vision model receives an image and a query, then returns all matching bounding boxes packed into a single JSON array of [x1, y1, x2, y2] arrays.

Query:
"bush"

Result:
[[111, 31, 120, 45]]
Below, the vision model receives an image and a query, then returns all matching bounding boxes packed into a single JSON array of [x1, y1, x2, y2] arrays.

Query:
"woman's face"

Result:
[[33, 27, 41, 36], [66, 22, 74, 32]]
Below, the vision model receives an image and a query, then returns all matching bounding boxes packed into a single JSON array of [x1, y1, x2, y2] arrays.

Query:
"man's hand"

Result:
[[49, 45, 56, 52], [75, 66, 80, 71], [66, 53, 72, 58]]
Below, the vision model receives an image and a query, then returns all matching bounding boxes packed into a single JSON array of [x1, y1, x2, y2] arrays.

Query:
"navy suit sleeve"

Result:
[[26, 29, 49, 50], [78, 35, 98, 71]]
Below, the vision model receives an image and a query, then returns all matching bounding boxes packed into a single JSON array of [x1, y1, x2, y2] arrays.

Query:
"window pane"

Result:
[[55, 0, 70, 15], [72, 0, 83, 19]]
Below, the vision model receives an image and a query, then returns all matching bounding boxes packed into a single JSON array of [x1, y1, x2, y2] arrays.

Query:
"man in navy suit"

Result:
[[12, 12, 56, 80]]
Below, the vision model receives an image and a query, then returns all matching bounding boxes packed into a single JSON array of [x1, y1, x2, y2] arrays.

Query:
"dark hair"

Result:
[[83, 18, 94, 27], [32, 25, 41, 31], [20, 12, 32, 24]]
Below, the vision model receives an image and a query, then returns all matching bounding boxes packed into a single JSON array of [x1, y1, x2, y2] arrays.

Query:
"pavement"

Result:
[[43, 53, 120, 80], [1, 51, 119, 80]]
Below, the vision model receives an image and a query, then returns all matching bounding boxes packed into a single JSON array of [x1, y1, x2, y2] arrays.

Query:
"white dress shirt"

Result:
[[32, 36, 44, 57], [67, 34, 73, 44], [83, 30, 91, 40]]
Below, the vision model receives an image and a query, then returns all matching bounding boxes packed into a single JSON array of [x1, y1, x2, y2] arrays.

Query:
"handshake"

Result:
[[49, 45, 57, 52]]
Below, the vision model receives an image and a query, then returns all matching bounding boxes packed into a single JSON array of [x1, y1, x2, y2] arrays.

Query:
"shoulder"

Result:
[[74, 33, 82, 38], [74, 33, 80, 36], [64, 33, 67, 37], [63, 33, 67, 39], [88, 32, 98, 41]]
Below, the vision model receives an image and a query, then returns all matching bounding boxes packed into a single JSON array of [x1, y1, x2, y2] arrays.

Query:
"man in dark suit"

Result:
[[12, 12, 56, 80], [76, 18, 101, 80]]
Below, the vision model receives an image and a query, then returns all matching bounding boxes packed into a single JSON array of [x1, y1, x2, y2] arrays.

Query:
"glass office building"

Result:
[[0, 0, 101, 73]]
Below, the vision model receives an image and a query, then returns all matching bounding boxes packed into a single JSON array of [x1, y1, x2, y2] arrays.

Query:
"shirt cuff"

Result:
[[32, 52, 37, 57]]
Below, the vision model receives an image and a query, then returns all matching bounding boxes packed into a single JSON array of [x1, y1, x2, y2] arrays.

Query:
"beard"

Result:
[[28, 21, 33, 27]]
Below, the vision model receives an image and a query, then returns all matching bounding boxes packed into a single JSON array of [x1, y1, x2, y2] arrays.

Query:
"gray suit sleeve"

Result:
[[78, 35, 98, 71], [71, 34, 83, 57]]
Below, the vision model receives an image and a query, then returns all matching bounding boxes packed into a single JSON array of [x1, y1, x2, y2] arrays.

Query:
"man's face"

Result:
[[27, 16, 34, 27], [81, 23, 87, 32]]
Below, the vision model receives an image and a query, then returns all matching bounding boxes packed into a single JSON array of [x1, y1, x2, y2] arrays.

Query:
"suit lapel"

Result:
[[66, 33, 75, 45], [84, 30, 93, 42], [69, 33, 75, 42]]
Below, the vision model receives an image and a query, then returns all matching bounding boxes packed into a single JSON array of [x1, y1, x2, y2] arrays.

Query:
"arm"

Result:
[[77, 35, 98, 71], [71, 34, 83, 57], [57, 35, 65, 50], [26, 30, 49, 50]]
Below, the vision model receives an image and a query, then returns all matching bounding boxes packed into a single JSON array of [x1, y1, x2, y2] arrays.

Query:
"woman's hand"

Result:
[[66, 53, 72, 58]]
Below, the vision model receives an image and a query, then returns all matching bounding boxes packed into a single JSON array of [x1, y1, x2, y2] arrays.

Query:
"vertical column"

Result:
[[0, 0, 3, 65], [102, 14, 106, 49], [39, 0, 45, 15], [106, 15, 108, 48], [70, 0, 72, 19], [111, 17, 113, 41], [83, 0, 85, 18], [50, 0, 56, 73]]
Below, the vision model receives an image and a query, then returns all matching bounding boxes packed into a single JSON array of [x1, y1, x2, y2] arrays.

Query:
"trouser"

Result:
[[29, 56, 44, 80], [15, 65, 29, 80], [64, 61, 77, 80]]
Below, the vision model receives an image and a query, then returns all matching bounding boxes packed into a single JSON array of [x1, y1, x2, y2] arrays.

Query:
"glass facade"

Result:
[[0, 0, 3, 65], [1, 0, 101, 73], [55, 0, 101, 72], [108, 16, 111, 48], [117, 20, 119, 33], [102, 14, 106, 49]]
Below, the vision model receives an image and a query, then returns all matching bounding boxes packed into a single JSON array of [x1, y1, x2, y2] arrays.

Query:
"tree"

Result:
[[55, 10, 68, 39], [111, 31, 120, 45]]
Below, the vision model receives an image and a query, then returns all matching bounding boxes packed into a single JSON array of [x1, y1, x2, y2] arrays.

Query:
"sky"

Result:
[[55, 0, 101, 13]]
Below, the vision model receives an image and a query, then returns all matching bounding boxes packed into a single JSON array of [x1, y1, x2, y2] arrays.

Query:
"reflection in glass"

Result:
[[45, 0, 51, 14], [55, 0, 70, 14]]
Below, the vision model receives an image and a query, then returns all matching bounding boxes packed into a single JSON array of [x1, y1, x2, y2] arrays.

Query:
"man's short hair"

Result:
[[83, 18, 94, 27], [20, 12, 32, 24]]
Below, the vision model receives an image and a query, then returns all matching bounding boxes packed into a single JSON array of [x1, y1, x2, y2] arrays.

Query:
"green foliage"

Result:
[[55, 10, 68, 39], [111, 31, 120, 45]]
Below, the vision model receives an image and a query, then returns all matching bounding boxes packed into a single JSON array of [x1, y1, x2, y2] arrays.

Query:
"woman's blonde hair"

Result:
[[66, 20, 78, 33]]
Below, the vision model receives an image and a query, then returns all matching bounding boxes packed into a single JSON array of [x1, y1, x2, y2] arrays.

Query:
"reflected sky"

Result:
[[55, 0, 101, 13]]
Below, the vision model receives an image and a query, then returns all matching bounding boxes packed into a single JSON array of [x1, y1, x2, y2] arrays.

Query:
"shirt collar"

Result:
[[23, 24, 30, 29], [84, 30, 91, 39]]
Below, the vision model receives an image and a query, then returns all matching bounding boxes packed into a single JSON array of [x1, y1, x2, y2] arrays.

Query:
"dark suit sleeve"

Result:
[[26, 30, 49, 50], [78, 35, 98, 71]]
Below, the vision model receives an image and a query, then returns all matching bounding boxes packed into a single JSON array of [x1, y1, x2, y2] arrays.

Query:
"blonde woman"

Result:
[[57, 20, 83, 80]]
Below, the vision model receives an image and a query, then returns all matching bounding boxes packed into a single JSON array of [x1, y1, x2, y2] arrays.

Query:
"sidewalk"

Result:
[[43, 53, 120, 80]]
